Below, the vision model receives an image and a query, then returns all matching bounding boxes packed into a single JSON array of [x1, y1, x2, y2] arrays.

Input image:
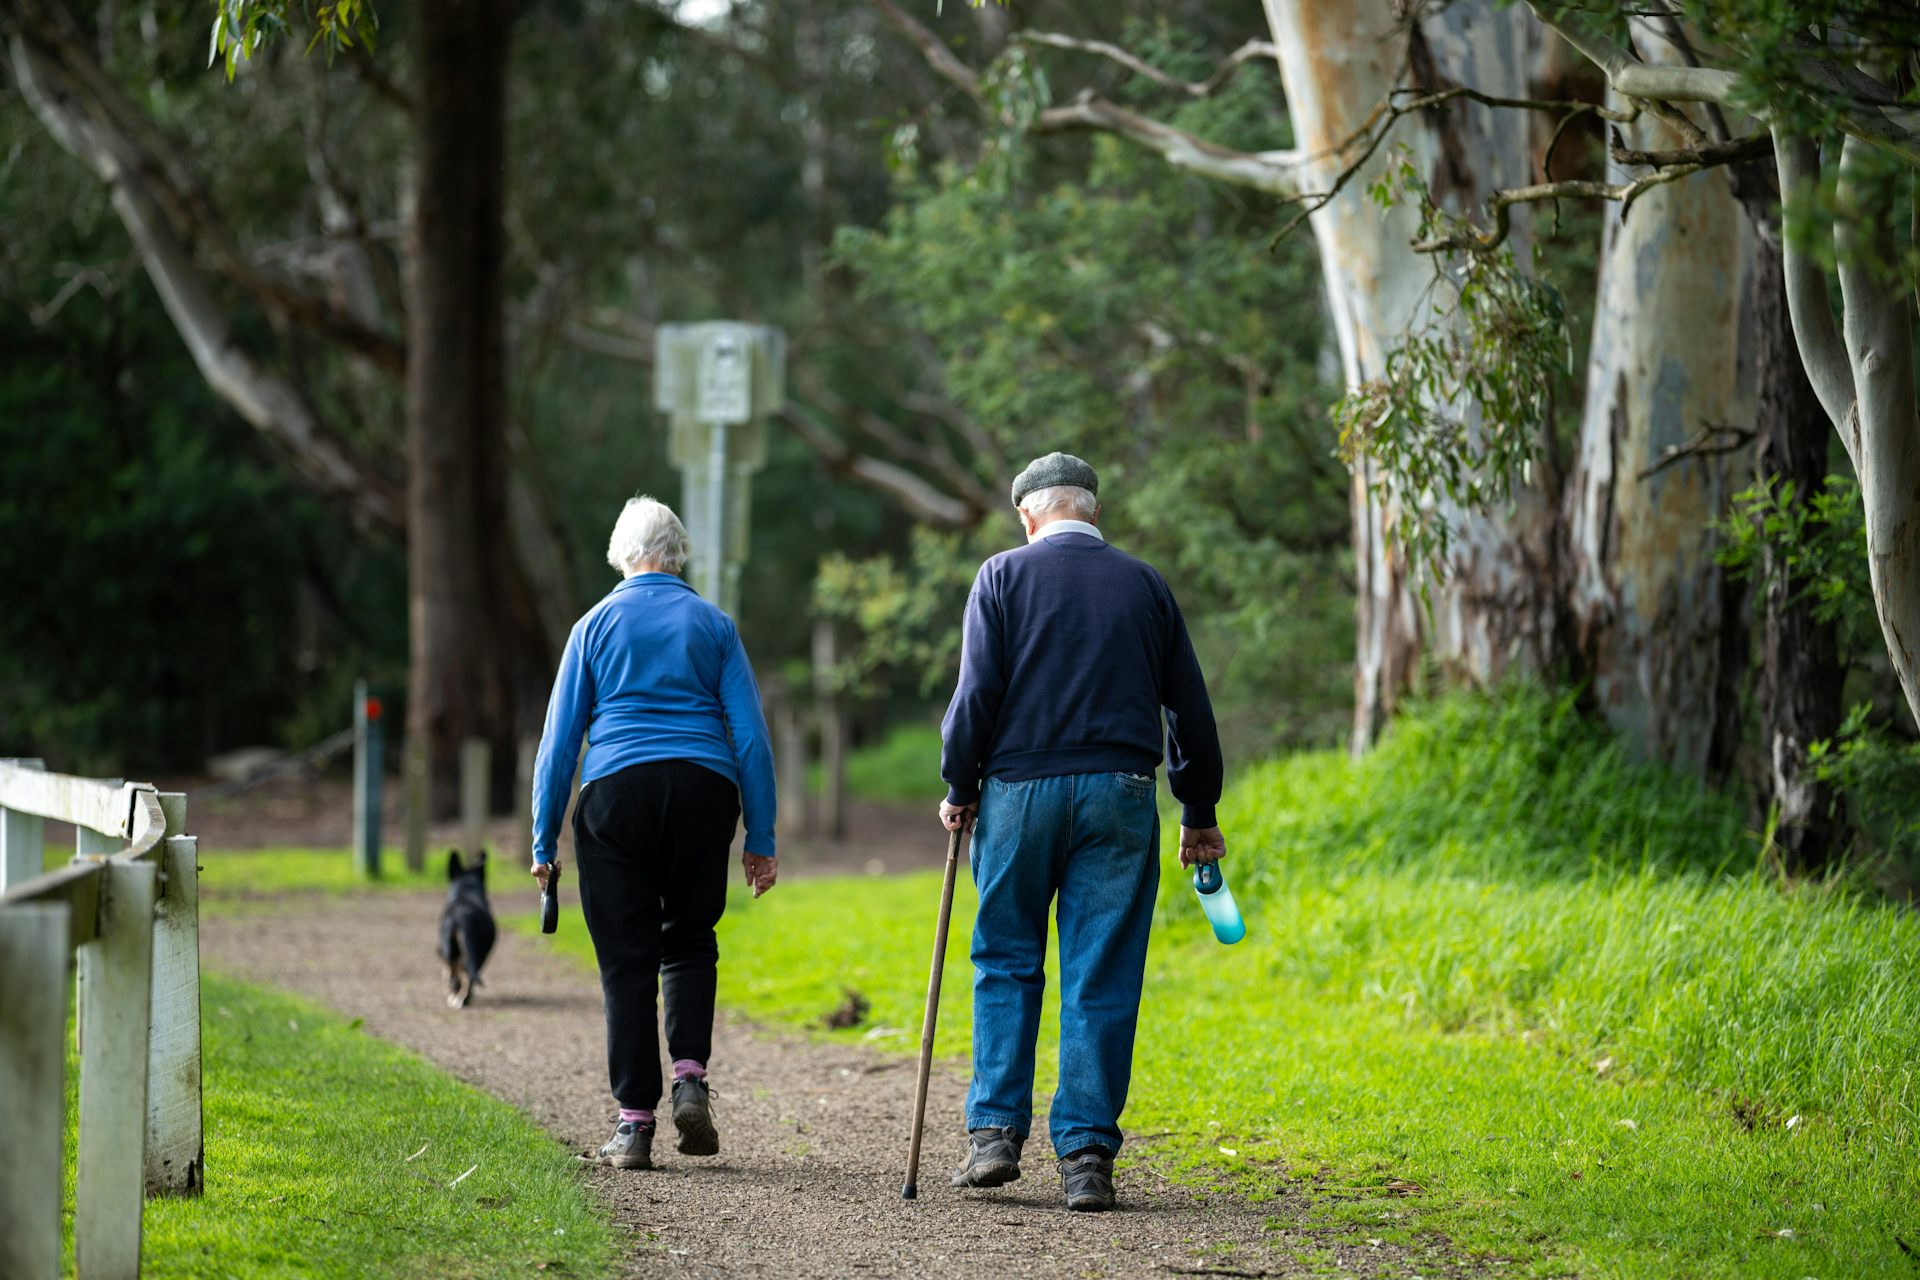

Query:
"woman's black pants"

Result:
[[572, 759, 741, 1110]]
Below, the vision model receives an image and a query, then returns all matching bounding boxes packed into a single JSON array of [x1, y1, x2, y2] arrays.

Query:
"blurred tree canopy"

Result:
[[818, 51, 1353, 750]]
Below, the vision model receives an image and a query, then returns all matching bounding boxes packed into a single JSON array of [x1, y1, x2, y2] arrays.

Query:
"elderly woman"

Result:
[[529, 495, 777, 1172]]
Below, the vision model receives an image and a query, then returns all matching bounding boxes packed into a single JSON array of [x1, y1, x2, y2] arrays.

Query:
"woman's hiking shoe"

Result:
[[950, 1127, 1024, 1187], [1059, 1149, 1116, 1211], [671, 1077, 720, 1156], [599, 1119, 654, 1170]]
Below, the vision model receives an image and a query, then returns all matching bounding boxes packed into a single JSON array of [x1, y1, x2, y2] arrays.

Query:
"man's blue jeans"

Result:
[[965, 770, 1160, 1159]]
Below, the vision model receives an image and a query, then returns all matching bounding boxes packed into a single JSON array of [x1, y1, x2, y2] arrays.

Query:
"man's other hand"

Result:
[[939, 800, 978, 833], [1178, 825, 1225, 868], [531, 859, 557, 888]]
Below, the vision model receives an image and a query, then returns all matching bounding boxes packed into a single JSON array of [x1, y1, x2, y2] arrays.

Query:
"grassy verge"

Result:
[[523, 688, 1920, 1278], [65, 972, 618, 1279]]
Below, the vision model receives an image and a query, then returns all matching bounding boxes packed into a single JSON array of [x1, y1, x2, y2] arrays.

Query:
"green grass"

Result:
[[809, 720, 942, 806], [523, 687, 1920, 1277], [64, 972, 617, 1279]]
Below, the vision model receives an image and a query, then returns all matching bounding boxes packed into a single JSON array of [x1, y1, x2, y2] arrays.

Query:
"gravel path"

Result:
[[202, 890, 1462, 1279]]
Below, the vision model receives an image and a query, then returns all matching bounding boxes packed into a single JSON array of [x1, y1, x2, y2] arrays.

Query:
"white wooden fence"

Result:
[[0, 758, 202, 1280]]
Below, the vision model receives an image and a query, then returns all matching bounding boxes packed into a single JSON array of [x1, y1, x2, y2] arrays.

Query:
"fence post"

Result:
[[1, 758, 46, 891], [146, 792, 202, 1196], [0, 902, 70, 1280], [813, 620, 847, 840], [74, 858, 159, 1280], [353, 682, 384, 880], [403, 735, 428, 875], [513, 737, 536, 868], [770, 680, 811, 844], [460, 738, 491, 855]]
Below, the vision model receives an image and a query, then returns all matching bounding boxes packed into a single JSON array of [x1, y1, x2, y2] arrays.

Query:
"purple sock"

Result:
[[619, 1108, 654, 1126], [672, 1059, 707, 1081]]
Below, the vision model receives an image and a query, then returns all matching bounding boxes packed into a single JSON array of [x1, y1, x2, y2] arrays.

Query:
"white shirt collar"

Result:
[[1028, 519, 1105, 544]]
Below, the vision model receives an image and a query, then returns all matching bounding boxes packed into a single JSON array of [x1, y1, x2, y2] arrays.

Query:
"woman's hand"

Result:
[[531, 859, 559, 888], [743, 851, 777, 898]]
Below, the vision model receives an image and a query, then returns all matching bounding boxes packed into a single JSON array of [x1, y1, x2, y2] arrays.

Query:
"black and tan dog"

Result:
[[438, 849, 498, 1009]]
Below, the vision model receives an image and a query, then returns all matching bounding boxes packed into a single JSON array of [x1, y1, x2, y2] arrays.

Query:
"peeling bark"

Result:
[[1562, 40, 1754, 776], [1263, 0, 1562, 754]]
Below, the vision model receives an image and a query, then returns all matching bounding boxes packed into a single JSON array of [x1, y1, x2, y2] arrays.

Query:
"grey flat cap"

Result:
[[1010, 451, 1099, 506]]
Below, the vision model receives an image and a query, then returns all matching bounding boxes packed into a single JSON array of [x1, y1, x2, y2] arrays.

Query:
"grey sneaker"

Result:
[[598, 1119, 654, 1170], [671, 1076, 720, 1156], [1060, 1148, 1115, 1211], [950, 1126, 1024, 1188]]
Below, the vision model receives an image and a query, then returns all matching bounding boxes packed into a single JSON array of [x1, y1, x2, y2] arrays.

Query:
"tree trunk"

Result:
[[1561, 83, 1753, 777], [1743, 216, 1845, 870], [1262, 0, 1563, 754], [409, 0, 550, 816]]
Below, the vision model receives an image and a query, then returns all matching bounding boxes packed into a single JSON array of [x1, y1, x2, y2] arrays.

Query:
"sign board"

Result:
[[653, 323, 786, 422], [649, 321, 786, 618], [696, 329, 754, 425]]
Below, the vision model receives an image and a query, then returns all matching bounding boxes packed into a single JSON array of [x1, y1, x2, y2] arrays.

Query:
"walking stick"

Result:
[[902, 823, 964, 1199]]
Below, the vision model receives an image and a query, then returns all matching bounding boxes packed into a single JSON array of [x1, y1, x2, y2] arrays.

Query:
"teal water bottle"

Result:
[[1190, 867, 1251, 948], [1192, 862, 1246, 945]]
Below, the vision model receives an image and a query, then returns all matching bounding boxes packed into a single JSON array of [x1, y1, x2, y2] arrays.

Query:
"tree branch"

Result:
[[9, 31, 405, 532], [1771, 127, 1858, 446], [1527, 0, 1920, 160], [872, 0, 977, 97], [1033, 91, 1301, 195], [871, 0, 1300, 198], [781, 404, 980, 528], [7, 4, 408, 373], [1410, 165, 1706, 253], [1016, 31, 1277, 99], [1608, 127, 1770, 169]]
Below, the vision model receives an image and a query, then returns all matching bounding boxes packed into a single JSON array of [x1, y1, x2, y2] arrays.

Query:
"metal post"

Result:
[[460, 738, 491, 855], [403, 734, 428, 875], [0, 903, 69, 1280], [0, 757, 46, 891], [353, 681, 384, 880], [705, 420, 729, 606]]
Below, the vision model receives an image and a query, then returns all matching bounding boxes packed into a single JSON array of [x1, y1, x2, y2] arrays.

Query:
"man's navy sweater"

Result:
[[940, 528, 1223, 828]]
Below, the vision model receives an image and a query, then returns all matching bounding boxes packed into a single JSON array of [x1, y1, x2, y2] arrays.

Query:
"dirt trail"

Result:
[[202, 890, 1460, 1279]]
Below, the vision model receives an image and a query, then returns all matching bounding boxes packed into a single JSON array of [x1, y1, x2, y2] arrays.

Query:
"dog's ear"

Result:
[[446, 849, 464, 880], [474, 849, 488, 882], [475, 849, 488, 866]]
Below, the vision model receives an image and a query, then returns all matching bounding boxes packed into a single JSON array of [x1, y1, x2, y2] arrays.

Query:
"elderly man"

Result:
[[939, 452, 1226, 1212]]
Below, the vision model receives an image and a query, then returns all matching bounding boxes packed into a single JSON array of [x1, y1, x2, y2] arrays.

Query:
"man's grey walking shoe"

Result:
[[950, 1126, 1024, 1188], [671, 1076, 720, 1156], [1059, 1148, 1116, 1211], [598, 1119, 654, 1170]]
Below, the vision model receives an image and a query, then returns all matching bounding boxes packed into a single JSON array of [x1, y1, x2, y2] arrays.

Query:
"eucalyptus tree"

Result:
[[1412, 2, 1920, 738]]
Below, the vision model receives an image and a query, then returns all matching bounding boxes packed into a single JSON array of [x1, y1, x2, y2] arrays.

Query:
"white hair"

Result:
[[1018, 484, 1099, 521], [606, 496, 690, 575]]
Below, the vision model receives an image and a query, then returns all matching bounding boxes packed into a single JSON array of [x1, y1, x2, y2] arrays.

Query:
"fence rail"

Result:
[[0, 758, 203, 1280]]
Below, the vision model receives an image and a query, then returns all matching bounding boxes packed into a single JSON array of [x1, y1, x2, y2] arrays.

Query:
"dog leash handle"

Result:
[[541, 862, 561, 934]]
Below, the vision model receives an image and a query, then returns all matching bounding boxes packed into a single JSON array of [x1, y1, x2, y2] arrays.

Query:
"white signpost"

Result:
[[653, 322, 786, 616]]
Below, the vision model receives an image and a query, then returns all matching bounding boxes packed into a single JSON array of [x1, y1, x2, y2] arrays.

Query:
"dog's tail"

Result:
[[451, 913, 496, 1010]]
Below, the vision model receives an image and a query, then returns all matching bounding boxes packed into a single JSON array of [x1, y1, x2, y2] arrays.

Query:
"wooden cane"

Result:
[[902, 823, 964, 1199]]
